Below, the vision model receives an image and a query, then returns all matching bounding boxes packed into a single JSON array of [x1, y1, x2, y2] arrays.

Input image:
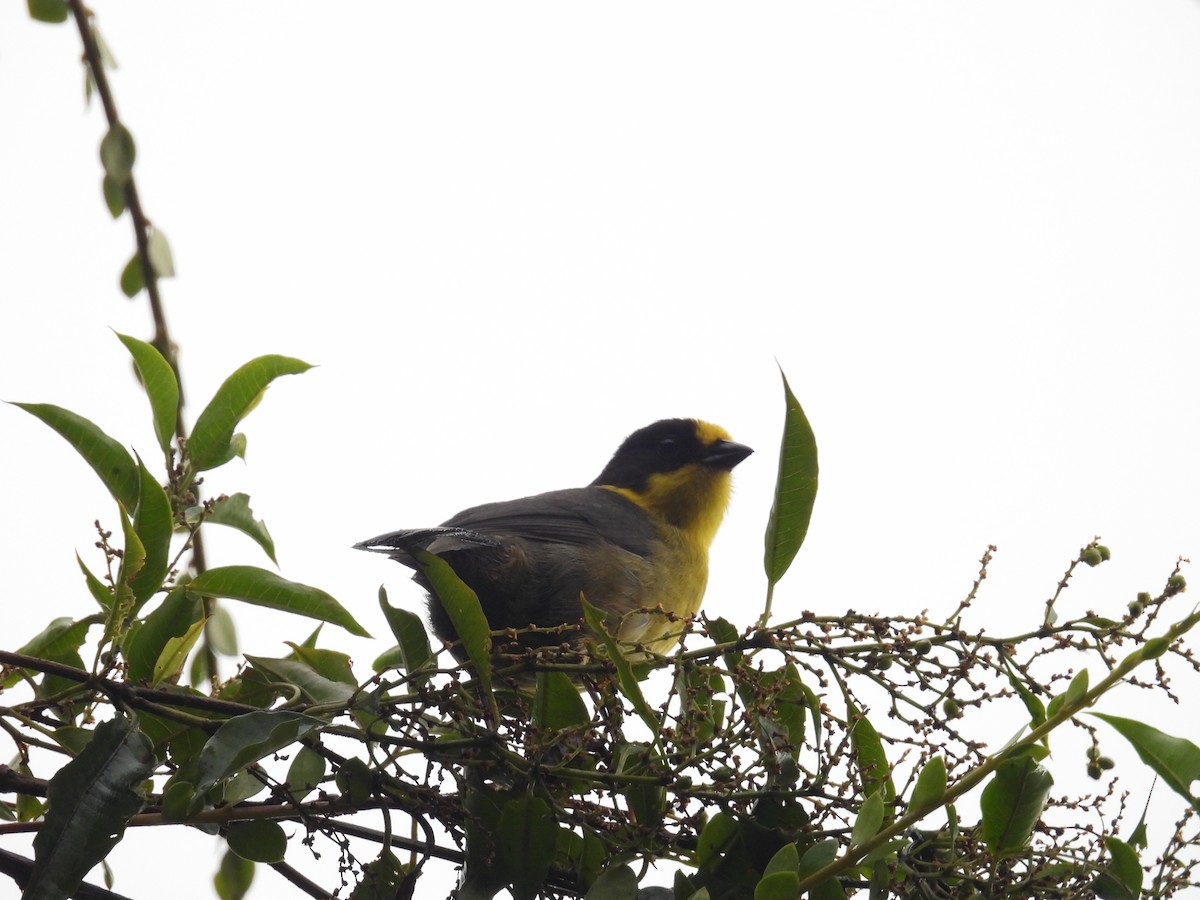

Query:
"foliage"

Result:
[[4, 4, 1200, 900]]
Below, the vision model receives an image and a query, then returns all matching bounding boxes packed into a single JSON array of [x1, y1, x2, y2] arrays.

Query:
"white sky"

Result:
[[3, 3, 1200, 897]]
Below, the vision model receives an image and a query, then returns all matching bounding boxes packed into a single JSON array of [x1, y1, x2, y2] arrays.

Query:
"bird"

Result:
[[355, 418, 752, 659]]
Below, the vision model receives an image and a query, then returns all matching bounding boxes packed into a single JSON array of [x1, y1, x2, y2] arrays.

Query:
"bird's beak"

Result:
[[703, 440, 754, 470]]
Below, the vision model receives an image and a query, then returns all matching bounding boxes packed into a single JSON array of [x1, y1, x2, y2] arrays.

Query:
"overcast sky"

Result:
[[3, 3, 1200, 897]]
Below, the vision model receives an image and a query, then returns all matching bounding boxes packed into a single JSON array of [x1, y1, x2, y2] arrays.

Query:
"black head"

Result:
[[591, 419, 752, 492]]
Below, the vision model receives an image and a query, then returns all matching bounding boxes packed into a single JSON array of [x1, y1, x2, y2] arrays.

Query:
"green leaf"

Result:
[[153, 617, 207, 686], [763, 369, 819, 594], [754, 871, 802, 900], [763, 842, 799, 876], [126, 589, 202, 683], [582, 597, 660, 742], [796, 837, 838, 879], [99, 122, 136, 184], [207, 493, 277, 564], [119, 252, 144, 297], [4, 617, 94, 689], [908, 756, 947, 814], [115, 332, 178, 454], [27, 0, 69, 24], [130, 460, 173, 609], [213, 849, 255, 900], [1093, 713, 1200, 809], [284, 745, 325, 802], [147, 228, 175, 278], [78, 554, 115, 610], [615, 742, 666, 829], [772, 663, 810, 750], [1094, 836, 1143, 900], [1047, 668, 1089, 719], [497, 796, 558, 900], [188, 355, 312, 472], [980, 757, 1054, 853], [334, 757, 374, 803], [102, 174, 127, 218], [12, 402, 139, 510], [350, 851, 415, 900], [246, 653, 354, 706], [410, 550, 491, 693], [188, 565, 369, 637], [193, 710, 324, 795], [207, 605, 239, 656], [1004, 662, 1046, 732], [117, 502, 146, 588], [584, 864, 638, 900], [226, 820, 287, 864], [850, 791, 885, 846], [25, 717, 153, 900], [378, 586, 432, 672], [696, 810, 738, 867], [534, 671, 590, 732], [849, 704, 895, 801]]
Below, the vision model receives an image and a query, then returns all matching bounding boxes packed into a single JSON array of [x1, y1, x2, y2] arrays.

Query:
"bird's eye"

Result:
[[657, 438, 679, 460]]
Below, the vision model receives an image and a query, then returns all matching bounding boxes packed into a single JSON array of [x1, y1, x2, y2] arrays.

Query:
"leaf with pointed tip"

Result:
[[188, 566, 369, 637], [3, 617, 94, 689], [849, 704, 895, 801], [125, 589, 203, 683], [410, 550, 491, 693], [226, 820, 286, 863], [207, 493, 277, 564], [188, 355, 312, 472], [1093, 713, 1200, 809], [582, 597, 660, 742], [153, 617, 207, 686], [25, 717, 153, 900], [980, 757, 1054, 853], [1094, 836, 1142, 900], [497, 796, 558, 900], [194, 711, 324, 795], [246, 653, 354, 706], [102, 174, 126, 218], [764, 369, 818, 591], [12, 403, 139, 509], [78, 554, 114, 610], [909, 756, 947, 814], [285, 746, 325, 803], [850, 791, 885, 847], [378, 586, 432, 673], [131, 460, 173, 609], [534, 671, 590, 732], [115, 332, 178, 454]]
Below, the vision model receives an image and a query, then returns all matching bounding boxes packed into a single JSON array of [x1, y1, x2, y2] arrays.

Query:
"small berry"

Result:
[[1167, 574, 1187, 595], [1098, 756, 1115, 771], [1086, 745, 1101, 761], [942, 698, 961, 718], [1086, 762, 1103, 780], [1127, 600, 1143, 617], [1097, 545, 1111, 561], [1081, 548, 1103, 567], [913, 640, 932, 656]]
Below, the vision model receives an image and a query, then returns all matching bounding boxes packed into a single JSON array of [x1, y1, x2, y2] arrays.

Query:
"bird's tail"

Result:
[[353, 528, 501, 568]]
